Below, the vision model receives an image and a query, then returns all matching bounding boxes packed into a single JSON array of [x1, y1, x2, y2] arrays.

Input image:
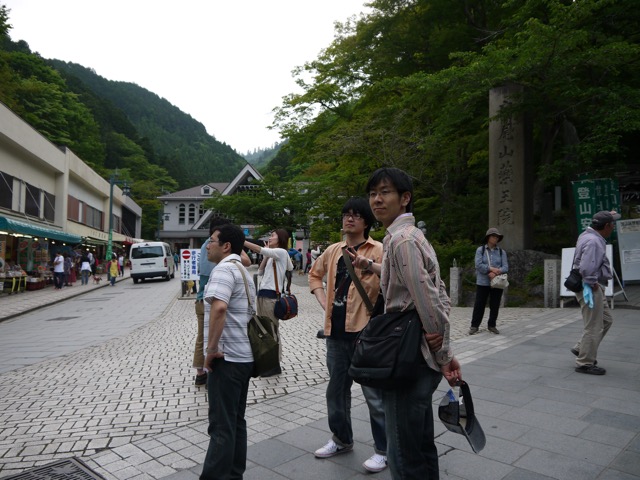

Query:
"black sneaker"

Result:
[[575, 365, 606, 375]]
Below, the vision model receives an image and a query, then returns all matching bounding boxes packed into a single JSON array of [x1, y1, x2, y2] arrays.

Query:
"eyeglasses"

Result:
[[342, 213, 363, 221], [368, 189, 397, 200]]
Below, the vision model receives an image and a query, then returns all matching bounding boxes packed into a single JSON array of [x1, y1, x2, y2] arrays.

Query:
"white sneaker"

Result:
[[314, 439, 353, 458], [363, 453, 388, 472]]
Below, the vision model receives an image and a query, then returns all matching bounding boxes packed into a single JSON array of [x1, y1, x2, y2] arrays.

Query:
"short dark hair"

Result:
[[342, 197, 376, 238], [365, 167, 414, 213], [209, 217, 231, 236], [274, 228, 290, 249], [213, 224, 245, 255]]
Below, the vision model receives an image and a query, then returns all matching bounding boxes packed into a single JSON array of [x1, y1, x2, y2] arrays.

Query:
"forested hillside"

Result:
[[50, 60, 247, 188]]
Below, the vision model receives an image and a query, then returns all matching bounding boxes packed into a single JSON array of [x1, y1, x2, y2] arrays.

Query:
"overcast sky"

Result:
[[4, 0, 368, 154]]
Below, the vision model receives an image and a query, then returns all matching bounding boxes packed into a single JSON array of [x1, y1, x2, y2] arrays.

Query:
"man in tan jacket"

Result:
[[309, 197, 388, 473]]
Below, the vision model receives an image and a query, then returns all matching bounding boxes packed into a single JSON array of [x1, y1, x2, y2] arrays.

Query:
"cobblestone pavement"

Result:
[[1, 267, 637, 479]]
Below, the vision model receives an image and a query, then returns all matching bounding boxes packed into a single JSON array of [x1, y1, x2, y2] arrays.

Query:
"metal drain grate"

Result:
[[2, 457, 106, 479]]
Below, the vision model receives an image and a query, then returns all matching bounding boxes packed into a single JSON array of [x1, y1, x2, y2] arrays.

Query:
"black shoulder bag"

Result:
[[564, 249, 583, 293], [344, 247, 424, 390]]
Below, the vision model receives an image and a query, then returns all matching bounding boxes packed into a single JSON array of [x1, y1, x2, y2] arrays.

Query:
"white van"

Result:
[[129, 242, 176, 283]]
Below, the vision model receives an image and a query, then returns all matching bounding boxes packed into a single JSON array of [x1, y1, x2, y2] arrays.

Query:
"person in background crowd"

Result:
[[87, 250, 96, 274], [354, 167, 461, 479], [244, 229, 294, 376], [53, 251, 64, 290], [118, 253, 125, 276], [469, 227, 509, 335], [295, 248, 303, 272], [80, 254, 92, 285], [304, 248, 312, 274], [108, 254, 120, 286], [200, 223, 254, 480], [63, 254, 73, 286], [309, 197, 388, 473], [570, 210, 620, 375]]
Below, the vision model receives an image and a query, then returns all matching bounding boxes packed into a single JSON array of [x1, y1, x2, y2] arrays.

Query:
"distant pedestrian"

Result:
[[87, 251, 96, 274], [304, 248, 312, 273], [118, 254, 124, 276], [200, 224, 254, 480], [80, 254, 91, 285], [108, 255, 119, 286], [52, 252, 64, 290], [570, 210, 620, 375], [63, 254, 73, 286], [469, 228, 509, 335]]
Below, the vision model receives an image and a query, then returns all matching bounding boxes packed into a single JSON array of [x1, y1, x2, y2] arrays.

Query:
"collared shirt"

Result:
[[380, 214, 453, 371], [308, 237, 383, 335], [203, 254, 254, 363], [575, 227, 612, 286]]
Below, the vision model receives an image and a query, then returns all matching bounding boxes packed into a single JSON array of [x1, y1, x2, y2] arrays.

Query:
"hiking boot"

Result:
[[314, 440, 353, 458], [488, 326, 500, 334], [363, 453, 387, 472], [575, 365, 606, 375], [469, 327, 479, 335]]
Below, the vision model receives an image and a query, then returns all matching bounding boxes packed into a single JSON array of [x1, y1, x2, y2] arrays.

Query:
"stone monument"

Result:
[[488, 84, 533, 251]]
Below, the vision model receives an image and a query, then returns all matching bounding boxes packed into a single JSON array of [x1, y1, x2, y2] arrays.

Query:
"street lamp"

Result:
[[106, 172, 130, 262]]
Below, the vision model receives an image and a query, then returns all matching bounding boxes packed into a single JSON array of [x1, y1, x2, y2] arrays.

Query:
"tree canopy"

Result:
[[268, 0, 640, 246]]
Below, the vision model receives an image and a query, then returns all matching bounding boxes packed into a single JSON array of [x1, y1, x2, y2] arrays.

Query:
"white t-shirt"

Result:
[[258, 247, 293, 292], [203, 254, 254, 363], [53, 255, 64, 273]]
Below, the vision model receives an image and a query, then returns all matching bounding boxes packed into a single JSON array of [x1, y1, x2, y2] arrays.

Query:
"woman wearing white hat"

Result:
[[469, 227, 509, 335]]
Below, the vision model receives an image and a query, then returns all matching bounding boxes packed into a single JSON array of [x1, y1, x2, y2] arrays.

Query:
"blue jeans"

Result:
[[200, 358, 253, 480], [326, 337, 386, 454], [383, 364, 443, 480]]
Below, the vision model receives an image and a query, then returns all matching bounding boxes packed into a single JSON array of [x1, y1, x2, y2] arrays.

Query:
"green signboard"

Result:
[[572, 178, 620, 233]]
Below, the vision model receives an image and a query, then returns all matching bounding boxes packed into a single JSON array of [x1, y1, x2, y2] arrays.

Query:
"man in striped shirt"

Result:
[[200, 224, 254, 480], [357, 167, 462, 480]]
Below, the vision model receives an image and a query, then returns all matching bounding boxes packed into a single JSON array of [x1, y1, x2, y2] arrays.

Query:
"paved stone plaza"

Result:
[[0, 267, 639, 479]]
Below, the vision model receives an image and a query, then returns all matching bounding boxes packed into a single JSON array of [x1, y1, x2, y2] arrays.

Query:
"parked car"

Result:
[[129, 242, 175, 283]]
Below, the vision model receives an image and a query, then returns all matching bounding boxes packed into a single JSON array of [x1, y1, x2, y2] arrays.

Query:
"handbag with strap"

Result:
[[486, 248, 509, 289], [233, 262, 279, 378], [272, 261, 298, 320], [564, 249, 583, 293]]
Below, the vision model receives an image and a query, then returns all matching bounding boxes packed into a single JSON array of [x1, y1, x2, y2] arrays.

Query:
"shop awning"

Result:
[[0, 216, 82, 244]]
